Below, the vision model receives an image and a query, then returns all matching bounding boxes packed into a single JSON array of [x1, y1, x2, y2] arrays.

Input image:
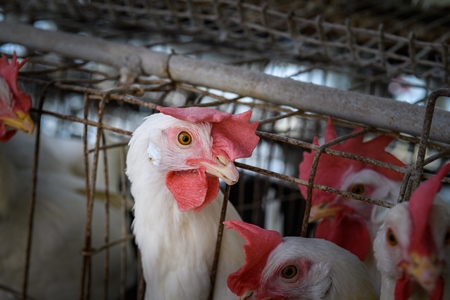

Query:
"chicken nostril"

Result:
[[216, 155, 228, 166]]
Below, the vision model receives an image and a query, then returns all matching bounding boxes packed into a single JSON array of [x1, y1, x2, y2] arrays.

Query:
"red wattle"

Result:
[[430, 276, 444, 300], [395, 276, 412, 300], [166, 169, 219, 212], [314, 212, 370, 261], [0, 127, 16, 143]]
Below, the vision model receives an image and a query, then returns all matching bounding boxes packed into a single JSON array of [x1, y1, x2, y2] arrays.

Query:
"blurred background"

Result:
[[1, 0, 450, 299]]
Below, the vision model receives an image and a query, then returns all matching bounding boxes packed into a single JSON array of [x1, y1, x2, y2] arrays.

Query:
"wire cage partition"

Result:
[[1, 0, 450, 299]]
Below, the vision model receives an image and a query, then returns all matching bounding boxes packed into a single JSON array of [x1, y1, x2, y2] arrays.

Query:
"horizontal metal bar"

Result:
[[234, 162, 395, 209], [1, 22, 450, 143]]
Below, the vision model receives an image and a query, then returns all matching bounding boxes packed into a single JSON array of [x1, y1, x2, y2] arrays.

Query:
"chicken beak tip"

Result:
[[308, 204, 340, 223], [405, 254, 442, 292], [0, 111, 34, 134], [220, 161, 239, 185], [200, 160, 239, 185], [23, 113, 35, 134]]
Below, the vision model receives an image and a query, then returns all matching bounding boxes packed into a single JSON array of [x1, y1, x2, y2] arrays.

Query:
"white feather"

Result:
[[327, 168, 402, 294], [126, 113, 245, 300], [0, 77, 12, 107], [373, 196, 450, 299], [0, 134, 136, 299], [258, 237, 377, 300]]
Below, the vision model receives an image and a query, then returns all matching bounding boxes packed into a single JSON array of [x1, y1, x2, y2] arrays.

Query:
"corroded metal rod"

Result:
[[1, 22, 450, 142]]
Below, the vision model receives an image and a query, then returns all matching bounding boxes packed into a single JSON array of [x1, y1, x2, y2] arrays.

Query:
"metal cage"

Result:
[[1, 0, 450, 299]]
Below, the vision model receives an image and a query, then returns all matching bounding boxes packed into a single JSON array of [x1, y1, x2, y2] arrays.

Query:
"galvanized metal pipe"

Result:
[[1, 21, 449, 143]]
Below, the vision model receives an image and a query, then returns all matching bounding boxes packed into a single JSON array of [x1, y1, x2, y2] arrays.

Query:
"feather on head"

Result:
[[394, 164, 450, 300], [0, 53, 33, 142], [157, 106, 260, 161], [0, 53, 30, 113], [157, 106, 259, 212], [224, 220, 283, 296], [299, 117, 406, 205], [408, 163, 450, 256]]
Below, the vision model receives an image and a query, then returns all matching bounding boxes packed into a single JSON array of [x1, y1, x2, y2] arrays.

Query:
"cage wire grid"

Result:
[[3, 0, 450, 84], [1, 0, 450, 299]]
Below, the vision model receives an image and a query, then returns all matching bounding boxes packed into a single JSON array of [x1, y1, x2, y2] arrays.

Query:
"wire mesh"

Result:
[[1, 0, 450, 299], [3, 0, 450, 84]]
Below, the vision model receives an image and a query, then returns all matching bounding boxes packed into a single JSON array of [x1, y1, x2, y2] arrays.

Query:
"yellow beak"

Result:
[[402, 253, 442, 292], [199, 155, 239, 185], [308, 203, 342, 223], [0, 110, 34, 134]]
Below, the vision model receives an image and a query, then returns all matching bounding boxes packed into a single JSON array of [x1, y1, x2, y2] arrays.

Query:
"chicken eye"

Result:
[[445, 228, 450, 245], [349, 184, 365, 195], [281, 265, 297, 279], [386, 228, 398, 246], [177, 131, 192, 145]]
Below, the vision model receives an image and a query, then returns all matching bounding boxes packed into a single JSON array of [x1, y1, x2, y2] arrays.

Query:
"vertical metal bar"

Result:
[[119, 146, 128, 300], [21, 82, 52, 299], [287, 11, 300, 55], [213, 0, 226, 37], [165, 0, 180, 29], [377, 23, 386, 68], [88, 95, 109, 299], [237, 0, 249, 38], [345, 18, 359, 66], [80, 94, 108, 299], [137, 251, 145, 300], [396, 167, 414, 203], [100, 133, 110, 300], [408, 32, 417, 76], [315, 15, 329, 60], [80, 93, 91, 300], [260, 3, 274, 45], [406, 88, 450, 199], [208, 184, 232, 300], [300, 128, 368, 237]]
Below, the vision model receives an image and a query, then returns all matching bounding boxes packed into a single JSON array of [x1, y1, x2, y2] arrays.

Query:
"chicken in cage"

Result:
[[1, 0, 450, 299]]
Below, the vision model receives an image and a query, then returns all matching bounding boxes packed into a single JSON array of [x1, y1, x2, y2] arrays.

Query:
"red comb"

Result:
[[0, 52, 31, 113], [408, 163, 450, 255], [157, 106, 259, 161], [224, 220, 283, 296], [299, 117, 406, 205]]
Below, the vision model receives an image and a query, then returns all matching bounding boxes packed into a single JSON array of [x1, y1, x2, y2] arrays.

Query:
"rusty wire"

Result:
[[1, 1, 450, 297], [15, 63, 450, 198], [18, 73, 450, 153], [119, 147, 129, 300], [3, 1, 450, 83], [208, 184, 232, 300], [80, 92, 92, 300], [403, 88, 450, 201], [22, 81, 54, 300], [80, 92, 109, 300], [100, 123, 111, 300], [22, 70, 447, 180], [8, 56, 450, 298]]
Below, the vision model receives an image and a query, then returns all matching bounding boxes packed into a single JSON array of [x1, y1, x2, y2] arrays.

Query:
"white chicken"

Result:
[[126, 105, 260, 299], [3, 129, 128, 204], [299, 118, 406, 293], [374, 163, 450, 300], [0, 53, 136, 299], [0, 148, 136, 300], [224, 220, 377, 300]]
